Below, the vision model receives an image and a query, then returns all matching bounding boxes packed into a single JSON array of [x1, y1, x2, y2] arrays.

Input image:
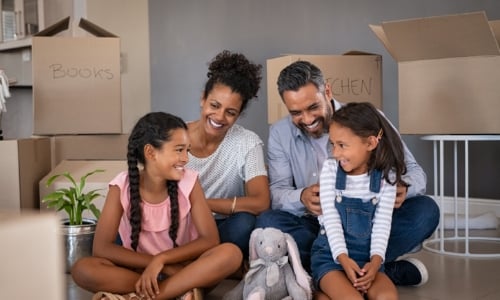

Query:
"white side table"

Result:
[[421, 135, 500, 257]]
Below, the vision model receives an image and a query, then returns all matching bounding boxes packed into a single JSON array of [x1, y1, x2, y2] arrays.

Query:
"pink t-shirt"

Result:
[[110, 169, 200, 255]]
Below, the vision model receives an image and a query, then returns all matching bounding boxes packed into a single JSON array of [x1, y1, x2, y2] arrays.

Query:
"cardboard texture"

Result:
[[0, 138, 51, 211], [39, 160, 128, 218], [0, 212, 64, 299], [48, 134, 129, 169], [32, 17, 122, 135], [267, 52, 382, 124], [370, 11, 500, 134]]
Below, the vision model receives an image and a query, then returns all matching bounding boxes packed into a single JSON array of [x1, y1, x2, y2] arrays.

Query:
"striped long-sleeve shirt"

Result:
[[318, 159, 397, 263]]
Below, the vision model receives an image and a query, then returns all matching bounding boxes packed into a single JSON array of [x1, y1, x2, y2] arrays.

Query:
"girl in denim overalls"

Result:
[[311, 102, 407, 300]]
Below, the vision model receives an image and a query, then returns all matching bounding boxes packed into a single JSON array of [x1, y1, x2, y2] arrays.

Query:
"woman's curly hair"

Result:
[[204, 50, 262, 113]]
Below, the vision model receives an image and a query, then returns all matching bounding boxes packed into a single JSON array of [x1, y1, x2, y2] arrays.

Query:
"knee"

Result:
[[415, 195, 440, 228], [219, 243, 243, 268], [71, 257, 96, 287], [405, 195, 440, 226]]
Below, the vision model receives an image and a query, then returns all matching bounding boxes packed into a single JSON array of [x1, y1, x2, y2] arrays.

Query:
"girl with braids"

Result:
[[186, 50, 269, 261], [72, 112, 242, 300], [311, 102, 405, 300]]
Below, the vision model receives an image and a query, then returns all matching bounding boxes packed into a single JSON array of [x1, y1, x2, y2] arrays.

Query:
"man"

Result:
[[256, 60, 439, 287]]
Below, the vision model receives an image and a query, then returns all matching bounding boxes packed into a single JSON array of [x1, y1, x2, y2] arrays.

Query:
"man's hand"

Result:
[[394, 182, 408, 209], [301, 183, 321, 215]]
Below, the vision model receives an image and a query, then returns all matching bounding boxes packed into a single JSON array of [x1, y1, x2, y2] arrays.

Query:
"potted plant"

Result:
[[42, 169, 105, 273]]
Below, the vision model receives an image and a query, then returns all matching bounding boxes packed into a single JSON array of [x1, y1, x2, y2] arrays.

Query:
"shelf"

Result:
[[0, 37, 32, 51]]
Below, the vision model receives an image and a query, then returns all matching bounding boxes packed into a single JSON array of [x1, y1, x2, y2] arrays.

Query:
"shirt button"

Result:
[[313, 173, 317, 177]]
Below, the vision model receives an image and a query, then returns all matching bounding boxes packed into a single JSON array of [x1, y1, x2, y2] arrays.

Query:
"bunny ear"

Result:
[[249, 228, 263, 261], [285, 233, 312, 299]]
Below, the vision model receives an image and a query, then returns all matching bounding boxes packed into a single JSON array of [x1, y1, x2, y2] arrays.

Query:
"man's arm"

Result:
[[401, 141, 427, 198], [267, 123, 305, 214]]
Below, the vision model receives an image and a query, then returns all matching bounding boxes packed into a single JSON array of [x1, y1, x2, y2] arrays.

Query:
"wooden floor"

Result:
[[68, 226, 500, 300]]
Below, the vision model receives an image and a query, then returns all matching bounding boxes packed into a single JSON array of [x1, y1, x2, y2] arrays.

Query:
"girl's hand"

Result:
[[338, 254, 363, 284], [354, 256, 382, 292], [135, 255, 163, 299]]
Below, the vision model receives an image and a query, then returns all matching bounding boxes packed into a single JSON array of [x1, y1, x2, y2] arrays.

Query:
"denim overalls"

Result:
[[311, 166, 383, 287]]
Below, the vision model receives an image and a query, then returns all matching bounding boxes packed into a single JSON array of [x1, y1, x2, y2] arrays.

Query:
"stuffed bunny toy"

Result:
[[223, 227, 312, 300]]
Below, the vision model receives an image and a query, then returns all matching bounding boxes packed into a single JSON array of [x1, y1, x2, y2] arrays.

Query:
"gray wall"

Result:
[[150, 0, 500, 199]]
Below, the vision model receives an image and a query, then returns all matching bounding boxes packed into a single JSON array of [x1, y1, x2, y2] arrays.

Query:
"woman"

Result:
[[186, 50, 270, 260]]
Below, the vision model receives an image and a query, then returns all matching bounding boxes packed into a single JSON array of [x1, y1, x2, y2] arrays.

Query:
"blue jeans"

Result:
[[216, 212, 256, 259], [385, 194, 439, 262], [256, 194, 439, 271]]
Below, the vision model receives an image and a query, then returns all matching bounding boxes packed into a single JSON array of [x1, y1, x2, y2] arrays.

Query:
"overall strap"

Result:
[[335, 165, 383, 193], [369, 169, 383, 193], [335, 164, 347, 190]]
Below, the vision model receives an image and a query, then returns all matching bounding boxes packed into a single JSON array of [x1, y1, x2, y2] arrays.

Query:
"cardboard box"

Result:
[[370, 11, 500, 134], [32, 17, 122, 135], [48, 134, 129, 169], [0, 212, 64, 299], [0, 138, 51, 211], [267, 51, 382, 124], [39, 160, 128, 218]]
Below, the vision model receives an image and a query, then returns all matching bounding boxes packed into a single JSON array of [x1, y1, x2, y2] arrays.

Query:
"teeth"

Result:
[[306, 120, 319, 129], [209, 119, 223, 128], [175, 166, 184, 171]]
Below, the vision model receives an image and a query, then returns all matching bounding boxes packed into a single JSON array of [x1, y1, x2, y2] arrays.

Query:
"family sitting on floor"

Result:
[[71, 50, 439, 300]]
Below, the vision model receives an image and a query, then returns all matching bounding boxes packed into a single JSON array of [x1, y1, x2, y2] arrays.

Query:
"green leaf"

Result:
[[42, 168, 106, 225], [89, 204, 101, 219]]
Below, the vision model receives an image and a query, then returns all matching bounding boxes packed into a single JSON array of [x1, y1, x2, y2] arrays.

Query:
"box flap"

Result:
[[79, 18, 117, 38], [369, 24, 399, 60], [374, 11, 500, 62], [34, 16, 117, 38], [34, 17, 70, 37]]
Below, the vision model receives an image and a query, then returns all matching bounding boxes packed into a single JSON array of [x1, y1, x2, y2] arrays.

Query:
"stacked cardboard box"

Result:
[[0, 138, 51, 211], [28, 17, 130, 212], [32, 17, 122, 135]]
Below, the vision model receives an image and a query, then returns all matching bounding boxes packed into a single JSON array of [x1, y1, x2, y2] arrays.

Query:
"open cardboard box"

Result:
[[370, 11, 500, 134], [32, 17, 122, 135], [267, 51, 382, 124]]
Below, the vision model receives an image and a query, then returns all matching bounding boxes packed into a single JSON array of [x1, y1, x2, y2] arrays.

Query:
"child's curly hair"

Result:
[[204, 50, 262, 113]]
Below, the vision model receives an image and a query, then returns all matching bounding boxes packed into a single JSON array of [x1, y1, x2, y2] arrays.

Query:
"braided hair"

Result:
[[204, 50, 262, 114], [127, 112, 187, 251]]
